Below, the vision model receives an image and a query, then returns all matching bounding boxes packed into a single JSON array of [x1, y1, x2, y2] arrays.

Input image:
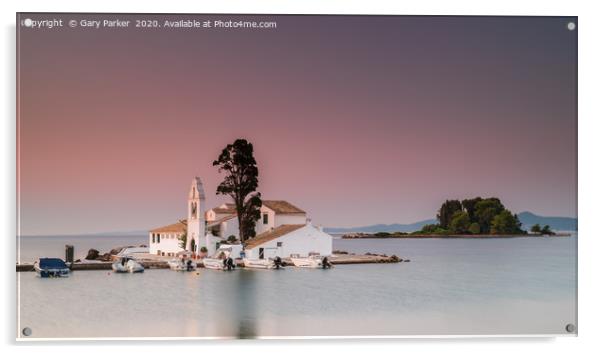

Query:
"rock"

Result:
[[85, 249, 100, 260], [97, 253, 112, 262], [109, 247, 124, 255], [403, 259, 410, 262], [390, 255, 400, 262], [139, 244, 147, 248]]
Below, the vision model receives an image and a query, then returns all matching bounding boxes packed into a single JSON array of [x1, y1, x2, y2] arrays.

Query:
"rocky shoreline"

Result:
[[80, 245, 148, 262]]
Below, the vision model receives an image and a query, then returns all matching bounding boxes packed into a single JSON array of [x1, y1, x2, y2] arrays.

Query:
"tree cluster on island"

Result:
[[530, 223, 556, 235], [416, 197, 526, 236]]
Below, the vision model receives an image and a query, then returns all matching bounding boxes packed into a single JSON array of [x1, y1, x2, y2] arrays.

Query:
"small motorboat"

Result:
[[202, 257, 225, 270], [168, 258, 197, 271], [202, 257, 235, 271], [243, 258, 276, 269], [242, 256, 285, 269], [34, 258, 70, 278], [291, 255, 332, 269], [112, 257, 144, 273], [202, 244, 241, 270]]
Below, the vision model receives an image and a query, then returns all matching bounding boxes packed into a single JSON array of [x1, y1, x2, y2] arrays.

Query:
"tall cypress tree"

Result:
[[213, 139, 262, 242]]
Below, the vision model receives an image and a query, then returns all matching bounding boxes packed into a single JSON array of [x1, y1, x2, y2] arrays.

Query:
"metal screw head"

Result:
[[567, 22, 576, 31], [565, 323, 576, 333], [22, 327, 32, 336]]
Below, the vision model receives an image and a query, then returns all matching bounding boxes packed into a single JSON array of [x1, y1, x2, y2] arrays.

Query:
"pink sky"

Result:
[[17, 15, 577, 235]]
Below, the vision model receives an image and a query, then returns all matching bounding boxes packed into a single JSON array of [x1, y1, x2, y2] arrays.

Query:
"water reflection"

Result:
[[234, 270, 258, 338]]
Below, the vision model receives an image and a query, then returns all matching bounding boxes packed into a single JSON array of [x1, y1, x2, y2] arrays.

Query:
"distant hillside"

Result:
[[324, 219, 437, 234], [325, 212, 577, 234], [517, 212, 577, 231]]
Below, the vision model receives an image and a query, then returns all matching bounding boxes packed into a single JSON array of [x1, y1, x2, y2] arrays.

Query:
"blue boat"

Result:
[[34, 258, 70, 278]]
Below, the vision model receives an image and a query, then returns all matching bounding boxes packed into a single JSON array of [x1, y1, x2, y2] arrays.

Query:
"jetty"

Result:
[[16, 252, 402, 272]]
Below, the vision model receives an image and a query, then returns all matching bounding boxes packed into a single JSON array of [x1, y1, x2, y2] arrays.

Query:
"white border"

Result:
[[3, 0, 602, 352]]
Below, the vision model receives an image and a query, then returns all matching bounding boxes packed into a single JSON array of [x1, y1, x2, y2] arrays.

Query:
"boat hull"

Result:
[[112, 259, 145, 273], [168, 259, 198, 271], [34, 266, 70, 278], [243, 258, 277, 269], [291, 258, 323, 268], [202, 258, 226, 270]]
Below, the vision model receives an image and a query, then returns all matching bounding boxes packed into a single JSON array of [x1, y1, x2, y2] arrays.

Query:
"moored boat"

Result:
[[112, 257, 145, 273], [168, 258, 197, 271], [202, 257, 228, 270], [243, 258, 276, 269], [291, 255, 332, 269], [242, 256, 285, 269], [34, 258, 70, 278], [202, 244, 241, 270]]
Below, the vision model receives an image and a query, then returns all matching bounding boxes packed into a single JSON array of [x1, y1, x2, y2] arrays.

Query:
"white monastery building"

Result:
[[149, 177, 333, 259]]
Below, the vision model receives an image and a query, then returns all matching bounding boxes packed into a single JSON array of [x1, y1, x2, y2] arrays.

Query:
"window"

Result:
[[191, 202, 197, 218], [152, 234, 155, 243], [157, 234, 160, 243], [277, 242, 283, 247], [263, 213, 268, 224], [259, 248, 264, 259]]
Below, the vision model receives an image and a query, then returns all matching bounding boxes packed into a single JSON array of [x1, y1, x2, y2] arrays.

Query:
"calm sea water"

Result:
[[17, 235, 577, 338]]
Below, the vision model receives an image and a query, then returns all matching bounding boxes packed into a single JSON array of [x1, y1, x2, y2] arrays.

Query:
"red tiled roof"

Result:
[[262, 200, 305, 214], [245, 224, 306, 249], [150, 220, 187, 233], [207, 214, 237, 227]]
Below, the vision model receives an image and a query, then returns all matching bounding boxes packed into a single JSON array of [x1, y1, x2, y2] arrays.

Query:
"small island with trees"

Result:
[[342, 197, 567, 239]]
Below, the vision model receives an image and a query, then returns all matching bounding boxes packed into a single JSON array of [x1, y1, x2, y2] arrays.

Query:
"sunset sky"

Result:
[[17, 14, 577, 235]]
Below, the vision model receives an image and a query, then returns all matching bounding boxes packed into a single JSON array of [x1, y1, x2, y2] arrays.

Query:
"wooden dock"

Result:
[[16, 253, 402, 272]]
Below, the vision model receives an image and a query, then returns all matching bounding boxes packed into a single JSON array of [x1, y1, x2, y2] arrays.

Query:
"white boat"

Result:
[[168, 251, 197, 271], [112, 257, 144, 273], [202, 244, 241, 270], [202, 258, 227, 270], [291, 255, 332, 269], [168, 258, 197, 271], [243, 258, 276, 269]]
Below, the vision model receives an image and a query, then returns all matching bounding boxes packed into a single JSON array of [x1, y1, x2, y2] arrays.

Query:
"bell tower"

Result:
[[186, 177, 205, 254]]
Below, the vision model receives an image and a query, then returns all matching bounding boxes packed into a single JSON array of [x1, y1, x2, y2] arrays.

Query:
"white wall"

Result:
[[198, 234, 225, 255], [246, 224, 333, 259], [220, 217, 239, 239], [205, 209, 216, 221], [255, 205, 307, 235], [255, 207, 276, 235], [274, 214, 306, 227], [149, 232, 185, 256]]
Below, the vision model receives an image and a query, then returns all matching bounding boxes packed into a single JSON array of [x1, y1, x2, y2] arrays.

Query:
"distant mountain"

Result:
[[517, 211, 577, 231], [324, 219, 437, 234], [324, 211, 577, 234]]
